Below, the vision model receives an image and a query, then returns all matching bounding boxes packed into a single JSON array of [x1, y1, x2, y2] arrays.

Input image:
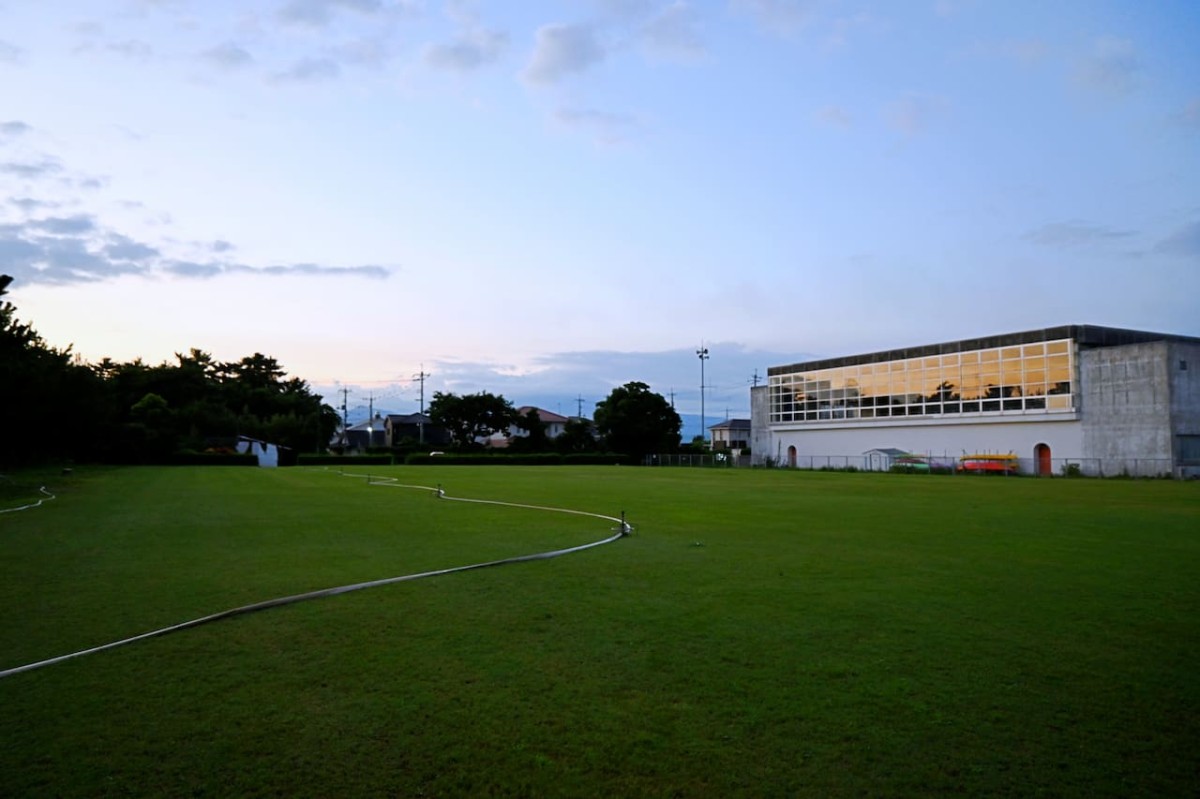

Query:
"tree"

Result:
[[555, 418, 597, 453], [427, 391, 517, 449], [509, 407, 549, 452], [593, 382, 681, 459], [0, 277, 105, 465]]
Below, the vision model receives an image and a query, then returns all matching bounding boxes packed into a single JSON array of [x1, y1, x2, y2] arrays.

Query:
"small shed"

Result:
[[863, 447, 911, 472]]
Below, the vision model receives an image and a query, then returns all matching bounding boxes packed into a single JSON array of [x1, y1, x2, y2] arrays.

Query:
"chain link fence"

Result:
[[644, 452, 1191, 478]]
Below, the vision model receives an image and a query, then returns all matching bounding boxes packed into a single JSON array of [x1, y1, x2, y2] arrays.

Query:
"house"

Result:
[[385, 413, 451, 447], [486, 407, 571, 447], [708, 418, 751, 451], [343, 414, 389, 452]]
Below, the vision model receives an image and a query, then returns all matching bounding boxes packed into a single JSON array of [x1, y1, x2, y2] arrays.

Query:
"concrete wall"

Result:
[[749, 385, 771, 463], [765, 416, 1082, 473], [1079, 342, 1173, 466], [1169, 341, 1200, 476]]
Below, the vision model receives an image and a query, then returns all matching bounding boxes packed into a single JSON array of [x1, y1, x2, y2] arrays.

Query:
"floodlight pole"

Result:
[[697, 345, 709, 447]]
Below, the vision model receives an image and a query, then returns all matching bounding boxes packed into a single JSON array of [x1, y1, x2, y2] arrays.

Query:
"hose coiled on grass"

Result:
[[0, 473, 630, 679]]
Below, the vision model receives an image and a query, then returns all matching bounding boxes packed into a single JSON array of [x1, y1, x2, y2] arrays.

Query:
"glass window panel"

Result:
[[1023, 343, 1045, 356], [1047, 340, 1069, 354], [962, 400, 980, 412], [1002, 347, 1022, 360], [1001, 363, 1022, 385], [981, 349, 999, 363], [1047, 395, 1072, 409], [982, 399, 1001, 412], [924, 357, 940, 368], [942, 354, 960, 367], [961, 351, 979, 364]]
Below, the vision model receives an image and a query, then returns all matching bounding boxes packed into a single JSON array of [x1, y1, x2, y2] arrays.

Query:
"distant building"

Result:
[[708, 418, 751, 451], [385, 413, 451, 447], [486, 407, 571, 448], [343, 414, 388, 451], [752, 325, 1200, 477]]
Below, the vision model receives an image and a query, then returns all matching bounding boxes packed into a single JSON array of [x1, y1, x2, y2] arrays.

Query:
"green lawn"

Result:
[[1, 466, 1197, 797]]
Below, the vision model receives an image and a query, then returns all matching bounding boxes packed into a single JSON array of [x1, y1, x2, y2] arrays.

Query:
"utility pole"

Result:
[[339, 387, 349, 445], [669, 388, 676, 409], [576, 395, 585, 418], [413, 365, 430, 444], [697, 345, 709, 446], [751, 369, 761, 387]]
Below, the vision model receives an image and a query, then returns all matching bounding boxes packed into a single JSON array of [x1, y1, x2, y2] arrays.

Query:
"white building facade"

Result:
[[751, 326, 1200, 477]]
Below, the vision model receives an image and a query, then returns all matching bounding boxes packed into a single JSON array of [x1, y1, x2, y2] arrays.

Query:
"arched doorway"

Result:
[[1035, 443, 1051, 476], [787, 445, 797, 468]]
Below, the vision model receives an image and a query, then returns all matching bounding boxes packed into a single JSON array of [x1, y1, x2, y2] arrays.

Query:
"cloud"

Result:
[[106, 40, 154, 60], [0, 218, 390, 287], [1075, 36, 1139, 95], [643, 1, 705, 59], [252, 262, 389, 278], [1170, 97, 1200, 130], [200, 42, 255, 70], [30, 215, 96, 235], [1024, 220, 1135, 247], [270, 57, 342, 84], [1, 120, 32, 136], [1153, 220, 1200, 257], [885, 92, 948, 135], [9, 197, 58, 213], [523, 23, 606, 85], [278, 0, 385, 27], [1, 158, 64, 179], [425, 29, 508, 72], [814, 104, 852, 129], [965, 37, 1047, 66], [104, 233, 160, 261], [0, 40, 24, 64], [555, 107, 641, 144], [211, 239, 235, 253], [730, 0, 816, 37]]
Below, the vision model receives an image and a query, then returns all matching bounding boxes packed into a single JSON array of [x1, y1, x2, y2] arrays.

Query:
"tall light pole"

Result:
[[697, 345, 709, 447]]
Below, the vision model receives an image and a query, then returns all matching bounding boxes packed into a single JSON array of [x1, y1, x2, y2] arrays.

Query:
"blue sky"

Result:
[[2, 0, 1197, 436]]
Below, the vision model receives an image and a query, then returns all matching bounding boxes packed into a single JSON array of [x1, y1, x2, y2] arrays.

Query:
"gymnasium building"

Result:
[[749, 325, 1200, 477]]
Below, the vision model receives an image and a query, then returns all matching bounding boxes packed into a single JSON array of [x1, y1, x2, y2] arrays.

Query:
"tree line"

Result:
[[2, 276, 684, 466], [1, 278, 336, 466]]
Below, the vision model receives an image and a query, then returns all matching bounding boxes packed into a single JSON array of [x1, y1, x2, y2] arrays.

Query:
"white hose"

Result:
[[0, 472, 630, 679], [0, 486, 55, 514]]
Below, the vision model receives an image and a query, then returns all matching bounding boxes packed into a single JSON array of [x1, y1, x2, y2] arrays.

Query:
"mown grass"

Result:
[[1, 466, 1197, 797]]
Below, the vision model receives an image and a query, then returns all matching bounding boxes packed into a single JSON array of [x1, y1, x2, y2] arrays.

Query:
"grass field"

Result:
[[1, 465, 1197, 797]]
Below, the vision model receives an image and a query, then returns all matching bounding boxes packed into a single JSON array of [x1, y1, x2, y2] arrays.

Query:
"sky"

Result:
[[2, 0, 1198, 436]]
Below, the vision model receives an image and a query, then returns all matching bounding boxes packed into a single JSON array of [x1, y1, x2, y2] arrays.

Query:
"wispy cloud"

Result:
[[814, 104, 852, 129], [730, 0, 816, 38], [0, 218, 391, 287], [1025, 220, 1135, 247], [643, 1, 705, 60], [0, 39, 25, 64], [1153, 220, 1200, 258], [1169, 97, 1200, 130], [555, 107, 641, 144], [523, 23, 606, 85], [269, 57, 342, 84], [425, 29, 507, 72], [1075, 36, 1139, 95], [200, 42, 255, 70], [1, 120, 32, 137], [1, 158, 65, 180], [885, 92, 948, 135], [278, 0, 384, 27]]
